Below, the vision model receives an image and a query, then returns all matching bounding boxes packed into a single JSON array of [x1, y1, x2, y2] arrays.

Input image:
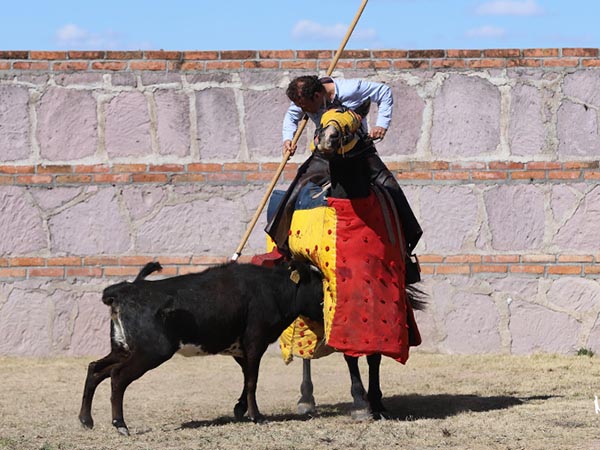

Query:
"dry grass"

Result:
[[1, 350, 599, 450]]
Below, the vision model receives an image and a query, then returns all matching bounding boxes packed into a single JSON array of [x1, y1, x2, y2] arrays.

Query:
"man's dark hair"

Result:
[[286, 75, 325, 102]]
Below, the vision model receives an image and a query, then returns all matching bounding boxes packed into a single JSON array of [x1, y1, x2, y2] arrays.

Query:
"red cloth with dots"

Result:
[[326, 193, 421, 364]]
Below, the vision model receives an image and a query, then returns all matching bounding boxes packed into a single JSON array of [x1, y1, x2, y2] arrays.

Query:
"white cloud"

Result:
[[465, 25, 507, 38], [291, 20, 377, 42], [475, 0, 544, 16], [54, 24, 150, 50]]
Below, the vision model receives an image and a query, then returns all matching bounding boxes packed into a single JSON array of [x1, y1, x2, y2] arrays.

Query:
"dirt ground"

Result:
[[0, 350, 599, 450]]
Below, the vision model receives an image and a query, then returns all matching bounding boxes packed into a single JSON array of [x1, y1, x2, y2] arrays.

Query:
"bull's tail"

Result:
[[406, 284, 427, 311], [134, 261, 163, 282]]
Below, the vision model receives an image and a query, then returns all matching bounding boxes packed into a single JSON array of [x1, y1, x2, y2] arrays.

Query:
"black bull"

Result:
[[79, 260, 324, 435]]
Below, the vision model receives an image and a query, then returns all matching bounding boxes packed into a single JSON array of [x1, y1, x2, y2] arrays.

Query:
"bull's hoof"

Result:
[[79, 415, 94, 430], [248, 413, 265, 424], [297, 401, 316, 415], [112, 419, 130, 436], [351, 408, 373, 421]]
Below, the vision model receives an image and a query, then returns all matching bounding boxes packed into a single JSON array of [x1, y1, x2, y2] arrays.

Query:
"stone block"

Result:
[[105, 91, 152, 158], [0, 85, 30, 161]]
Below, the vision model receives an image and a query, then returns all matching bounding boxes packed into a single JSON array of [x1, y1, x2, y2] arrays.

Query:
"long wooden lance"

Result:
[[231, 0, 369, 261]]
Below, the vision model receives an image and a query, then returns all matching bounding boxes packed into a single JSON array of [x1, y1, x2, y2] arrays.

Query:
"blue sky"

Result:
[[2, 0, 598, 51]]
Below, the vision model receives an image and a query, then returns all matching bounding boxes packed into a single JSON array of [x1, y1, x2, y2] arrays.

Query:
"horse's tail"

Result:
[[406, 284, 427, 311]]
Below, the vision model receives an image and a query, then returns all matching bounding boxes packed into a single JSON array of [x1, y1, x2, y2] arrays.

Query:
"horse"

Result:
[[271, 101, 425, 420]]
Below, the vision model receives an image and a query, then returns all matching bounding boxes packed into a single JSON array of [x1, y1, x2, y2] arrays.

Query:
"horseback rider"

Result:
[[266, 75, 423, 283]]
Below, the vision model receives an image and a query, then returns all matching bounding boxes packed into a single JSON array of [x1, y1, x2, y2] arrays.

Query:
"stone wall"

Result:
[[0, 48, 599, 356]]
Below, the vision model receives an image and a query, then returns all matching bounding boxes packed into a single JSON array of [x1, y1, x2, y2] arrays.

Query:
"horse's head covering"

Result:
[[313, 107, 362, 156]]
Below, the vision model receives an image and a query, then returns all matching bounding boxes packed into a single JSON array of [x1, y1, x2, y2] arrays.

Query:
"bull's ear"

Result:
[[354, 98, 371, 119]]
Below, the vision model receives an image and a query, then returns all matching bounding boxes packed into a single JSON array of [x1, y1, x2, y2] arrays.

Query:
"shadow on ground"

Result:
[[178, 393, 554, 428]]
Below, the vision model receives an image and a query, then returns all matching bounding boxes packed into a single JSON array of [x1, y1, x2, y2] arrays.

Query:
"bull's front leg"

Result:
[[233, 356, 248, 420], [243, 343, 269, 423], [79, 350, 125, 429]]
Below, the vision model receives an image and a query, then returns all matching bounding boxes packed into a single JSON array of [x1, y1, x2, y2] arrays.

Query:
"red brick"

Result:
[[510, 265, 545, 274], [467, 59, 505, 68], [563, 161, 598, 169], [0, 51, 29, 59], [472, 264, 508, 273], [158, 256, 192, 265], [68, 51, 106, 59], [437, 265, 470, 275], [472, 171, 507, 180], [583, 59, 600, 67], [55, 175, 91, 184], [417, 255, 444, 263], [408, 50, 445, 58], [558, 255, 594, 263], [132, 173, 169, 183], [30, 268, 64, 277], [483, 49, 520, 58], [281, 61, 317, 70], [341, 50, 371, 59], [526, 162, 561, 170], [191, 256, 228, 265], [11, 257, 45, 266], [30, 51, 66, 60], [206, 172, 244, 182], [356, 60, 392, 69], [220, 50, 256, 60], [450, 162, 486, 170], [104, 267, 142, 277], [94, 173, 131, 183], [180, 62, 205, 71], [445, 255, 481, 263], [447, 49, 481, 58], [543, 58, 579, 67], [206, 61, 243, 70], [563, 48, 599, 57], [483, 255, 520, 263], [548, 171, 581, 180], [489, 161, 525, 170], [258, 50, 294, 59], [510, 171, 546, 180], [37, 165, 71, 174], [431, 59, 466, 69], [130, 61, 167, 71], [47, 257, 81, 266], [182, 51, 219, 60], [420, 266, 435, 275], [223, 163, 259, 172], [106, 51, 143, 60], [243, 60, 279, 69], [149, 164, 185, 173], [522, 48, 559, 57], [396, 171, 431, 180], [373, 50, 408, 59], [507, 59, 542, 68], [296, 50, 332, 59], [52, 61, 89, 71], [385, 161, 412, 171], [84, 256, 119, 266], [547, 265, 582, 275], [74, 164, 110, 173], [412, 161, 450, 171], [0, 176, 12, 184], [393, 60, 429, 69], [585, 266, 600, 275], [172, 174, 207, 183], [13, 61, 49, 70], [119, 256, 155, 266], [584, 171, 600, 180], [112, 164, 146, 173], [0, 62, 9, 70], [522, 254, 555, 263], [188, 163, 222, 172], [245, 172, 274, 182], [0, 165, 35, 174], [16, 175, 53, 184], [92, 61, 127, 71], [433, 171, 469, 181], [144, 51, 181, 60], [66, 267, 103, 277], [0, 268, 27, 278]]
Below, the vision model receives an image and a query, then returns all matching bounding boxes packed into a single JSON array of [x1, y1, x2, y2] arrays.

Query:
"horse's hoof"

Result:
[[297, 401, 316, 415], [351, 408, 373, 421], [234, 402, 247, 420], [116, 426, 130, 436]]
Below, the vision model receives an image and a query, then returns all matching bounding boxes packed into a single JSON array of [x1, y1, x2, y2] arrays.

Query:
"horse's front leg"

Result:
[[366, 353, 388, 419], [344, 355, 371, 420], [297, 359, 316, 414]]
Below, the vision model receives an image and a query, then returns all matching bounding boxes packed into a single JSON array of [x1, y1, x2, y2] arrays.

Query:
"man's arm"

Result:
[[337, 79, 393, 131]]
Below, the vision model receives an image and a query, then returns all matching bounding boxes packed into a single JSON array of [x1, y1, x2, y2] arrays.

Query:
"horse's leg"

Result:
[[366, 353, 388, 419], [78, 349, 126, 429], [297, 359, 316, 414], [344, 355, 371, 420], [233, 356, 248, 420]]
